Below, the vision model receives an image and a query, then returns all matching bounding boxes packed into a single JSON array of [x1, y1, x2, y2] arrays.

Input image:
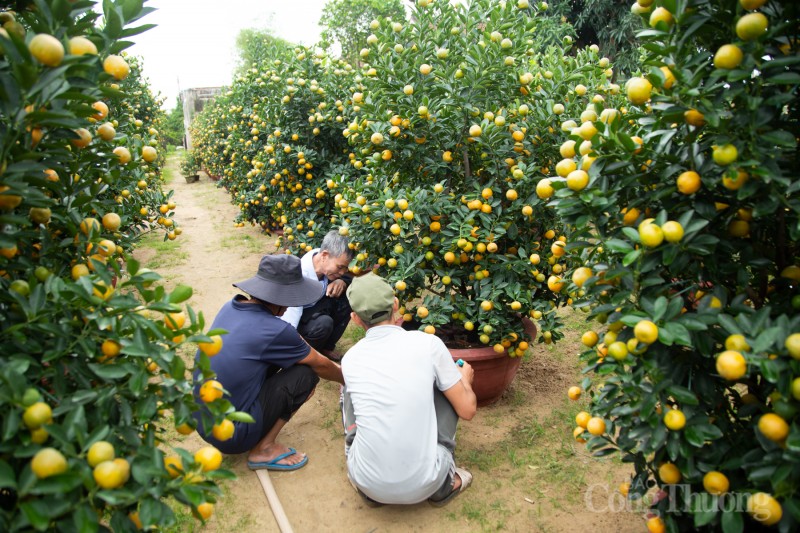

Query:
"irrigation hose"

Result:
[[255, 469, 295, 533]]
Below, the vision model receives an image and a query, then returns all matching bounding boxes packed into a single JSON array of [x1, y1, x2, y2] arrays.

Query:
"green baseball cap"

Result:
[[346, 273, 395, 325]]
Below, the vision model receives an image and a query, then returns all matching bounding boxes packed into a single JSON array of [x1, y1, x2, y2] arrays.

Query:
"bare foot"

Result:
[[248, 443, 306, 467], [452, 472, 462, 491]]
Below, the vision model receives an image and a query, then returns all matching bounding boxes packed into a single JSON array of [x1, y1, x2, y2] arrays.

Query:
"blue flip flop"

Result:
[[247, 448, 308, 471]]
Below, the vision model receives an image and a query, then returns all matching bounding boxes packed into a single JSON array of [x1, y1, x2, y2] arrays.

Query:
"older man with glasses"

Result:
[[281, 230, 354, 361]]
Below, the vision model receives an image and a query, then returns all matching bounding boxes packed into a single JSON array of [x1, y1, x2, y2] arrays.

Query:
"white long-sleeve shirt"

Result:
[[280, 248, 326, 328]]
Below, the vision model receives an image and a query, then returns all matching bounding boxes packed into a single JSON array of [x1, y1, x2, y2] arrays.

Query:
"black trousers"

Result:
[[297, 294, 351, 351]]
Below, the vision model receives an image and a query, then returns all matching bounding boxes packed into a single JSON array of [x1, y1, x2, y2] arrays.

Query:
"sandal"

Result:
[[429, 467, 472, 507], [247, 448, 308, 471]]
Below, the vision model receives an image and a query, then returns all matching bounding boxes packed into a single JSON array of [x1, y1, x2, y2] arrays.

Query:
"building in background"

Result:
[[181, 87, 222, 148]]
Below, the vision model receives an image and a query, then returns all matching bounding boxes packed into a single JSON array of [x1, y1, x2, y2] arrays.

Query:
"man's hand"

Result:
[[326, 278, 347, 298], [300, 347, 344, 384], [444, 360, 477, 420], [458, 361, 475, 385]]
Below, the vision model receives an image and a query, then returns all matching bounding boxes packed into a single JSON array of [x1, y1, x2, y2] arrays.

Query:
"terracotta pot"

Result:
[[200, 168, 221, 181], [449, 317, 537, 407]]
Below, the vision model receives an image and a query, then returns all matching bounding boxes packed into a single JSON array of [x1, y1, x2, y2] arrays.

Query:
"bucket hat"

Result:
[[233, 254, 323, 307]]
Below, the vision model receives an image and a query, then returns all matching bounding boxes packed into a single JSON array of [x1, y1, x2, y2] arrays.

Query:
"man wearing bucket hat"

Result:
[[340, 273, 477, 506], [193, 254, 344, 471]]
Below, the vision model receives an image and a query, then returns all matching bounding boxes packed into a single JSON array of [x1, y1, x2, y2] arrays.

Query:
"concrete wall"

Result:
[[181, 87, 223, 149]]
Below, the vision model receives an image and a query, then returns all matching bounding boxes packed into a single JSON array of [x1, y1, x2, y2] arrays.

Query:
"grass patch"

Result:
[[137, 232, 187, 270], [161, 501, 197, 533], [448, 499, 510, 532], [318, 380, 344, 440], [160, 471, 254, 533], [336, 322, 365, 352], [218, 232, 264, 256], [461, 445, 506, 473], [162, 162, 176, 185]]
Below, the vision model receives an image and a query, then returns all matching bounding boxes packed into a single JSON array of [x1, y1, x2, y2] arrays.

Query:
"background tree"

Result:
[[547, 0, 642, 76], [319, 0, 406, 65], [234, 28, 294, 77], [162, 95, 186, 148]]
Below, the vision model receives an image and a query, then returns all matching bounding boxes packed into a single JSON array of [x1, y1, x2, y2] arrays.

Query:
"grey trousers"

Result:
[[341, 386, 459, 502]]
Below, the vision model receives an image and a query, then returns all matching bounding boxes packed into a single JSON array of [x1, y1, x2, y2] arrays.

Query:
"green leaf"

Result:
[[21, 499, 52, 531], [2, 408, 20, 442], [205, 467, 236, 481], [140, 497, 173, 529], [591, 447, 617, 457], [169, 285, 193, 304], [666, 297, 685, 321], [621, 227, 640, 242], [784, 497, 800, 521], [676, 316, 708, 331], [121, 0, 145, 20], [786, 427, 800, 452], [88, 363, 131, 380], [622, 249, 641, 267], [693, 493, 718, 527], [126, 257, 140, 276], [61, 404, 88, 444], [606, 238, 633, 253], [227, 411, 255, 424], [721, 509, 743, 533], [72, 502, 99, 533], [170, 355, 186, 381], [685, 423, 723, 447], [747, 465, 776, 481], [0, 460, 16, 489], [768, 72, 800, 84], [28, 472, 84, 495], [663, 322, 692, 347], [717, 314, 740, 335], [751, 326, 782, 353], [761, 130, 796, 149], [666, 385, 699, 406], [178, 484, 207, 507], [652, 296, 668, 322], [119, 23, 158, 39], [657, 325, 675, 346], [758, 358, 784, 384]]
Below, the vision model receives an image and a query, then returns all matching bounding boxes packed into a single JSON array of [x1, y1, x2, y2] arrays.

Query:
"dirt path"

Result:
[[137, 155, 642, 533]]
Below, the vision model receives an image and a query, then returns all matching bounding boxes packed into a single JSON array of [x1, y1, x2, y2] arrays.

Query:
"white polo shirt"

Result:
[[342, 325, 462, 504], [280, 248, 326, 328]]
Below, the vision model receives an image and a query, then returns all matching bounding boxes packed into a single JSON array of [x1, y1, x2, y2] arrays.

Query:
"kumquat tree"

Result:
[[181, 0, 798, 528], [336, 0, 624, 350], [555, 0, 800, 531], [191, 38, 358, 239], [0, 1, 245, 530], [193, 0, 626, 352]]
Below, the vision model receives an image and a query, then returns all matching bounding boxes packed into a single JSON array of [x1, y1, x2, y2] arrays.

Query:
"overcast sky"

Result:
[[128, 0, 329, 109]]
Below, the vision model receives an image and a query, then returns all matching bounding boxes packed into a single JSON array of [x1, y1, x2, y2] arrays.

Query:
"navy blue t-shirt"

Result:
[[194, 295, 310, 453]]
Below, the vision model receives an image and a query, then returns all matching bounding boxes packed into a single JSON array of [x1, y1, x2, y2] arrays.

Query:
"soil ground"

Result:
[[135, 155, 643, 532]]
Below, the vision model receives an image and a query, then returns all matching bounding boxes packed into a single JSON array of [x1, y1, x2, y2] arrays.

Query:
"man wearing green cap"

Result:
[[341, 273, 477, 506]]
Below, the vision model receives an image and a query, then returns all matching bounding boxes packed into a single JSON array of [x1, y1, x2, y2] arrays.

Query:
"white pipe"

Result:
[[255, 470, 294, 533]]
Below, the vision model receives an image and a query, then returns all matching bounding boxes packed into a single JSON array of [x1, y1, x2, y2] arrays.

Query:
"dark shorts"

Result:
[[197, 364, 319, 454], [256, 364, 319, 433]]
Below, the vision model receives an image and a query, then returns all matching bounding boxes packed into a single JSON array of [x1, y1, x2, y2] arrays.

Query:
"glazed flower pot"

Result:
[[184, 174, 199, 183], [449, 317, 537, 407]]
